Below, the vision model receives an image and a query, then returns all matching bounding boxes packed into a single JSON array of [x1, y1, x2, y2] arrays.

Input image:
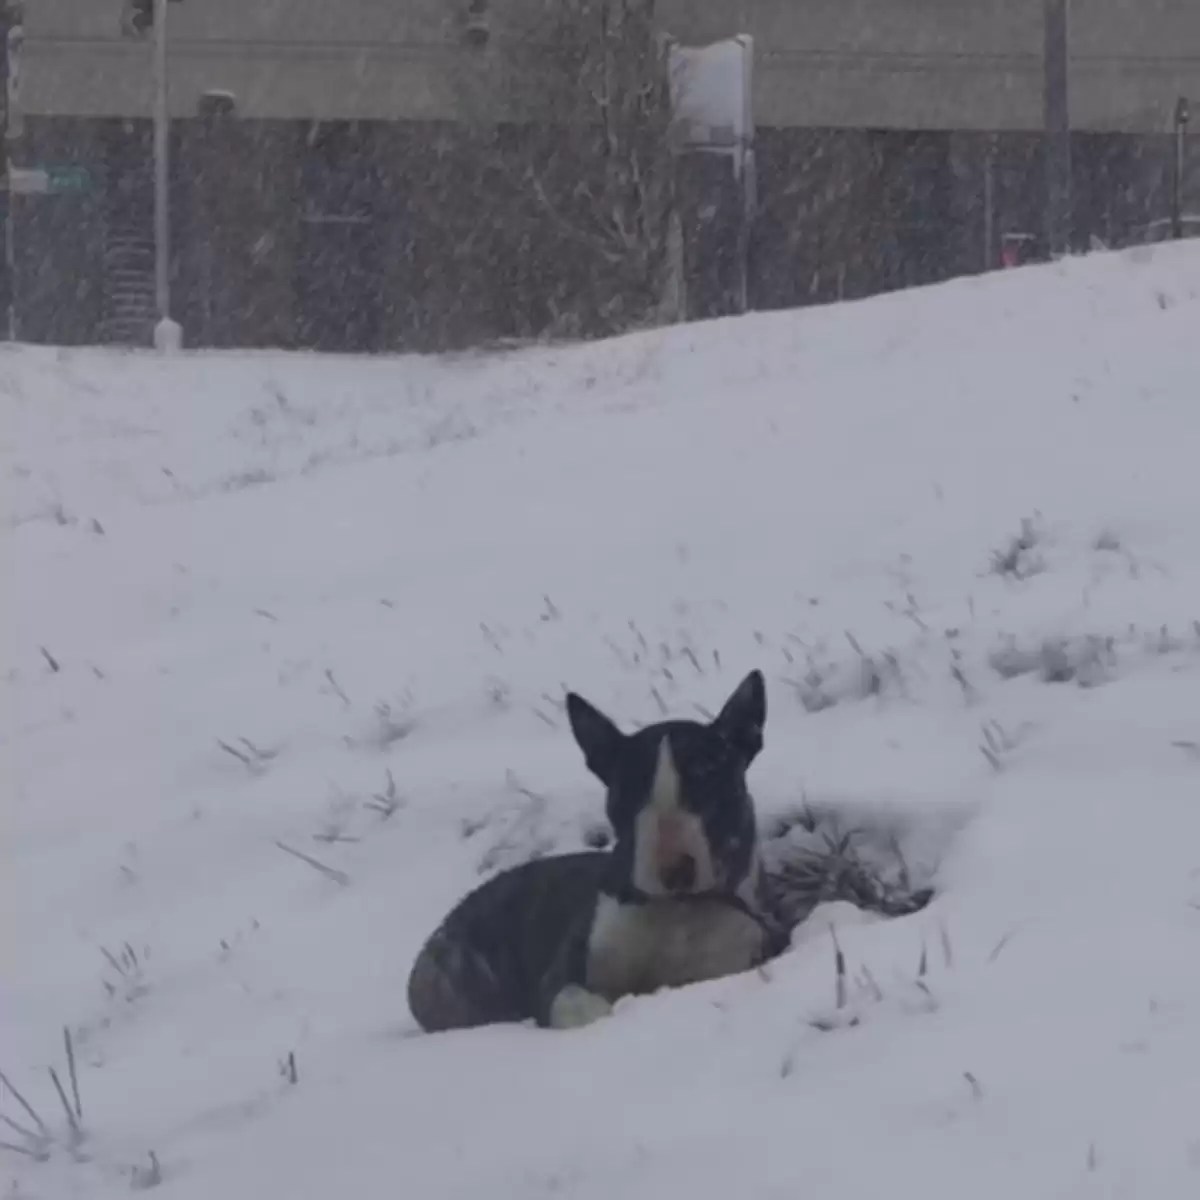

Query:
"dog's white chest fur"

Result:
[[585, 893, 765, 1000]]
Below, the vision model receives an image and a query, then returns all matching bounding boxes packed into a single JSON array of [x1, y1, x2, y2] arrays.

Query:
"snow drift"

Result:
[[4, 242, 1200, 1199]]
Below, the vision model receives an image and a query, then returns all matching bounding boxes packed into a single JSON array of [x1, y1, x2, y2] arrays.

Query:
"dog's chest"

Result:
[[584, 894, 766, 1000]]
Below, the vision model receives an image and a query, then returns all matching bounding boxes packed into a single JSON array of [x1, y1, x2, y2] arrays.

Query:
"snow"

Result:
[[669, 35, 753, 146], [4, 242, 1200, 1198]]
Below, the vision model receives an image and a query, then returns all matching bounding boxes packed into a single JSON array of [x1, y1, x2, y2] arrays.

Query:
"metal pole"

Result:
[[1173, 97, 1190, 240], [4, 1, 23, 342], [152, 0, 180, 349], [736, 34, 753, 315], [982, 136, 995, 270], [1043, 0, 1071, 258]]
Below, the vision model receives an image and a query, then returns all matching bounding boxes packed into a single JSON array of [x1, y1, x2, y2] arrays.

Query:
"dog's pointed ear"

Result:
[[712, 670, 766, 763], [565, 692, 626, 785]]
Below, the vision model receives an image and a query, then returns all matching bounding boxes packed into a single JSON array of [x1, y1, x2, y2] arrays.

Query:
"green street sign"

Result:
[[45, 165, 92, 194], [3, 166, 93, 195], [4, 166, 92, 194]]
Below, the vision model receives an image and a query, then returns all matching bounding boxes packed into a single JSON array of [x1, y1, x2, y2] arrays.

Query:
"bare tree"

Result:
[[450, 0, 680, 340]]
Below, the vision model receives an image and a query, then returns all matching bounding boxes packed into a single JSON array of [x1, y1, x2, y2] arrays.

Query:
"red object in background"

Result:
[[1000, 232, 1037, 269]]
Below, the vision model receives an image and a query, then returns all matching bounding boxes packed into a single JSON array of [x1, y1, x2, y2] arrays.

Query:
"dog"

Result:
[[406, 669, 790, 1032]]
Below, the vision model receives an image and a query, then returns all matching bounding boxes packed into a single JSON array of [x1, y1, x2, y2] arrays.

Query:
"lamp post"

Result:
[[151, 0, 180, 349], [123, 0, 181, 348]]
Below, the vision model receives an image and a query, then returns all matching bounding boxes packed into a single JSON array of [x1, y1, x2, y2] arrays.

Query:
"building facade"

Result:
[[5, 0, 1200, 349]]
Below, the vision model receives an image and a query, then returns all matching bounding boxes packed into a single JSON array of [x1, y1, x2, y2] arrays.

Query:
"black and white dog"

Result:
[[407, 670, 790, 1032]]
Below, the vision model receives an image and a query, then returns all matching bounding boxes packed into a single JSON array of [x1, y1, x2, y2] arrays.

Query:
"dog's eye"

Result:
[[696, 748, 734, 776]]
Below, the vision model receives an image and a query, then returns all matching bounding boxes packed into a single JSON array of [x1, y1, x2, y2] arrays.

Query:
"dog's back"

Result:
[[407, 852, 610, 1033]]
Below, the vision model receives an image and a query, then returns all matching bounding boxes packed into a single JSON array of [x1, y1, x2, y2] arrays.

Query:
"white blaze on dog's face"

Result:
[[631, 735, 717, 896]]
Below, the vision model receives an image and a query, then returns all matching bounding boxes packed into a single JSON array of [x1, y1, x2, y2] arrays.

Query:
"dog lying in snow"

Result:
[[407, 670, 791, 1032]]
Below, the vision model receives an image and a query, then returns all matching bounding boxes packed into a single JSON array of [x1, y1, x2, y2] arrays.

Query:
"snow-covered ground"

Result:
[[5, 243, 1200, 1199]]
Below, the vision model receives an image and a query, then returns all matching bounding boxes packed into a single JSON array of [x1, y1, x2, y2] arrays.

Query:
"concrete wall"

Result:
[[21, 0, 464, 120], [664, 0, 1200, 131], [20, 0, 1200, 132]]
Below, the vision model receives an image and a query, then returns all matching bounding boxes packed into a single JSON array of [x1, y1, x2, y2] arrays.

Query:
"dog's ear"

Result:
[[565, 692, 626, 785], [712, 669, 766, 763]]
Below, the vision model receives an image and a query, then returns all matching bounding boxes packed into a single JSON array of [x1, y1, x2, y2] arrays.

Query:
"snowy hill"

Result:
[[5, 243, 1200, 1199]]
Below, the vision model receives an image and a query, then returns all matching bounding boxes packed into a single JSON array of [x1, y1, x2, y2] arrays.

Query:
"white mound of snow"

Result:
[[4, 243, 1200, 1198]]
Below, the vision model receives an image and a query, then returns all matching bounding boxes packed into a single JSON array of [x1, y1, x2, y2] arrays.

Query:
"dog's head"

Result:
[[565, 670, 766, 900]]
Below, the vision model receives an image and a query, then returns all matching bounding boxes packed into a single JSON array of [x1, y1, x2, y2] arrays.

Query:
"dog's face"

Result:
[[565, 671, 766, 899]]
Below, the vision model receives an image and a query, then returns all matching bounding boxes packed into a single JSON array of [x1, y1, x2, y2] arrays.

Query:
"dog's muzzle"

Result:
[[651, 811, 714, 894]]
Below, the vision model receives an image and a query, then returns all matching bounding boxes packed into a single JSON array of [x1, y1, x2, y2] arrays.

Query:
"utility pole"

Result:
[[1043, 0, 1071, 259]]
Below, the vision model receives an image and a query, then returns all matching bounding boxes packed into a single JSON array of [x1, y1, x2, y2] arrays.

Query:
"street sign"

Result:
[[45, 165, 91, 193], [1, 165, 91, 194]]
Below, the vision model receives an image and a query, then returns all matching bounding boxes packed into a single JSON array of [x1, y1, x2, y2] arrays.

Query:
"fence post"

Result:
[[1043, 0, 1072, 258], [1173, 97, 1191, 240]]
